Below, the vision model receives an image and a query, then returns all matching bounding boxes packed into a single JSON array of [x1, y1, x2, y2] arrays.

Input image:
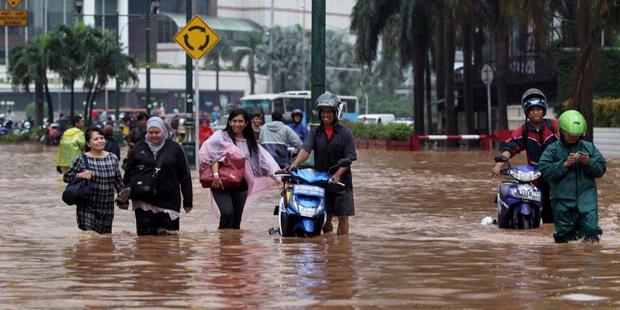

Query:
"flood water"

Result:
[[1, 143, 620, 309]]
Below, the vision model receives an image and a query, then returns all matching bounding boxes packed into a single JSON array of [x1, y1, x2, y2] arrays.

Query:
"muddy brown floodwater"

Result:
[[1, 143, 620, 309]]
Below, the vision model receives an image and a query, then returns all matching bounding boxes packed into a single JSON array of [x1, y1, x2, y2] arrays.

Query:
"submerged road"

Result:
[[1, 143, 619, 308]]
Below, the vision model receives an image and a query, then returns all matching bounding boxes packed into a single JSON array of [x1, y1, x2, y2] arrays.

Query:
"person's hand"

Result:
[[284, 164, 295, 173], [491, 162, 507, 176], [117, 201, 129, 210], [330, 174, 341, 184], [212, 175, 224, 189], [564, 153, 580, 167], [183, 205, 193, 213], [578, 152, 590, 165], [78, 170, 93, 180]]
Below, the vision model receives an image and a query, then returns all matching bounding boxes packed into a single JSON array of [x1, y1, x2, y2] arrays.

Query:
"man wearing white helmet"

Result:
[[491, 88, 559, 224], [288, 92, 357, 235]]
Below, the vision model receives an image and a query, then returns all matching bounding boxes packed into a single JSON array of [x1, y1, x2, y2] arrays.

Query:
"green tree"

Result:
[[351, 0, 434, 135], [48, 24, 86, 118], [257, 26, 307, 92], [232, 31, 264, 94], [571, 0, 620, 141], [325, 30, 361, 95], [205, 38, 232, 109], [81, 28, 138, 124], [8, 36, 50, 126]]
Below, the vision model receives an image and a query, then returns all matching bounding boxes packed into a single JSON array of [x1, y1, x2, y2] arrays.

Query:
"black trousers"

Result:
[[212, 189, 248, 229], [135, 208, 179, 236]]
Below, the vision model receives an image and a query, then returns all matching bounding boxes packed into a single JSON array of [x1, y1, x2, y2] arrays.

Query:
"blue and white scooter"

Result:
[[270, 159, 351, 237], [496, 165, 543, 229]]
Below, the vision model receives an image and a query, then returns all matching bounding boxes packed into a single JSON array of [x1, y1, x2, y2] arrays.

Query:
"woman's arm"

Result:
[[210, 161, 224, 189]]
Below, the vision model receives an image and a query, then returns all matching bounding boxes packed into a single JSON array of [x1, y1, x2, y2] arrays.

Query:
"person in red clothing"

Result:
[[491, 88, 559, 223], [199, 118, 214, 145]]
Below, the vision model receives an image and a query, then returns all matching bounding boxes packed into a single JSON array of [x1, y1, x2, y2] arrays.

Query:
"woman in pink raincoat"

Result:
[[199, 108, 279, 229]]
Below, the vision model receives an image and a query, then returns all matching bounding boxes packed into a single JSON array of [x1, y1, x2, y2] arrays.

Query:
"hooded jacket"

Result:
[[56, 127, 85, 168], [538, 138, 606, 212], [259, 121, 302, 166]]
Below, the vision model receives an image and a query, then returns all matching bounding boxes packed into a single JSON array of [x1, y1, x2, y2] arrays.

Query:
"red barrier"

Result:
[[412, 134, 491, 151]]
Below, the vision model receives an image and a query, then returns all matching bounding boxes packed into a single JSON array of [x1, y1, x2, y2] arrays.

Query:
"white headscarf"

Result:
[[145, 117, 169, 158]]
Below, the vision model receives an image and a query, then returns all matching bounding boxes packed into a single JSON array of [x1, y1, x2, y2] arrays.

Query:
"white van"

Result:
[[357, 114, 396, 125]]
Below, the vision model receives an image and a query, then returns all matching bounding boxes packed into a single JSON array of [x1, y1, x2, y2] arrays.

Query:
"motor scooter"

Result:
[[270, 158, 351, 237], [496, 165, 543, 229]]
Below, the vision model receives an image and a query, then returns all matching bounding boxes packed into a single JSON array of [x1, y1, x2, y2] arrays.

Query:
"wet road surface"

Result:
[[1, 143, 620, 308]]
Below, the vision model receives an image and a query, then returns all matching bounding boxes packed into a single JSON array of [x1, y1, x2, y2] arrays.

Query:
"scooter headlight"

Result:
[[508, 168, 541, 182]]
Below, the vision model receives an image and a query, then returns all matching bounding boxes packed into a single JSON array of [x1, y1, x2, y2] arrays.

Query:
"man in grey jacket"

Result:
[[259, 112, 302, 167]]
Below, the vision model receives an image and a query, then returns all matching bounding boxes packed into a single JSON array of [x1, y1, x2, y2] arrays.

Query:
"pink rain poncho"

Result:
[[199, 130, 280, 217]]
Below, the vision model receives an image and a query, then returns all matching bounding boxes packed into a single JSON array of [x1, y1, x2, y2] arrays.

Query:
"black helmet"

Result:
[[314, 91, 341, 114], [521, 88, 548, 116]]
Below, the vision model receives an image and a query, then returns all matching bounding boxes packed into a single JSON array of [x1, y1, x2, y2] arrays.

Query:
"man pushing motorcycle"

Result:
[[287, 92, 357, 235], [491, 88, 559, 224]]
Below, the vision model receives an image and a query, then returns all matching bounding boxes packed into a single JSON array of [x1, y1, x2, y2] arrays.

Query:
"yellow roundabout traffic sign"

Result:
[[174, 15, 220, 60]]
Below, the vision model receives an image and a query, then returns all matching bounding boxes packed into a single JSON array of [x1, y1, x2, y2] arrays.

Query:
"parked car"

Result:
[[357, 114, 396, 125]]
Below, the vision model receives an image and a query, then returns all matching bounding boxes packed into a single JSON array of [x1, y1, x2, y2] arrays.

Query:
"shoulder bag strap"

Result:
[[82, 154, 90, 170]]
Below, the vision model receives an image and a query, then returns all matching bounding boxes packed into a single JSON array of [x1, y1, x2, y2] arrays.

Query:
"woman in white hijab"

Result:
[[123, 116, 193, 235]]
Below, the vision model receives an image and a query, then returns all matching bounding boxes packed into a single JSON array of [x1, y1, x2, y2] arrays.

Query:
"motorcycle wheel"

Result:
[[513, 212, 532, 229]]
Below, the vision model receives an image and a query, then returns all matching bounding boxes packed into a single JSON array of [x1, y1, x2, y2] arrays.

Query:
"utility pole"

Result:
[[311, 0, 325, 123], [182, 0, 196, 167], [145, 0, 152, 115], [268, 0, 274, 93]]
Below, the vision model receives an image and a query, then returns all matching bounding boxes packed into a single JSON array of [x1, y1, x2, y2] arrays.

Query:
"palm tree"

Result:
[[571, 0, 620, 141], [325, 30, 360, 95], [232, 31, 264, 95], [257, 26, 307, 92], [206, 37, 232, 109], [351, 0, 434, 135], [81, 30, 138, 124], [8, 38, 49, 126], [49, 24, 86, 118]]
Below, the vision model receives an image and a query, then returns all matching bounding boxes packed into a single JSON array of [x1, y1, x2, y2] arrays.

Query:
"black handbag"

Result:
[[130, 144, 169, 199], [62, 154, 93, 206]]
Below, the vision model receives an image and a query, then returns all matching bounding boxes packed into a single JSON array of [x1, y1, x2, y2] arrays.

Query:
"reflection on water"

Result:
[[1, 144, 620, 308]]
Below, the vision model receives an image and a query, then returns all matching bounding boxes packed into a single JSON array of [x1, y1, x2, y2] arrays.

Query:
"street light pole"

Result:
[[145, 1, 151, 115]]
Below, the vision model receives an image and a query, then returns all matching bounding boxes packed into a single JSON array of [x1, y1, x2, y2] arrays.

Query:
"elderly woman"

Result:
[[199, 108, 279, 229], [123, 117, 193, 235]]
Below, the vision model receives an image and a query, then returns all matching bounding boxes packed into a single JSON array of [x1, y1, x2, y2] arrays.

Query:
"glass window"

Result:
[[273, 98, 285, 114]]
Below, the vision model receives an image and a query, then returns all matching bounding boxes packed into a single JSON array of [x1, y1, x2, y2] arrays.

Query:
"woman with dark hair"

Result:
[[63, 127, 124, 234], [123, 117, 193, 235], [199, 108, 279, 229]]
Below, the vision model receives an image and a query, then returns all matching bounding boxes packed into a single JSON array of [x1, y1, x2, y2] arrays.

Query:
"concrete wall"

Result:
[[594, 127, 620, 159]]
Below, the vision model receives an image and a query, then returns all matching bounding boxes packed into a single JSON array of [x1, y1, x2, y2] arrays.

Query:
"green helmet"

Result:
[[558, 110, 587, 136]]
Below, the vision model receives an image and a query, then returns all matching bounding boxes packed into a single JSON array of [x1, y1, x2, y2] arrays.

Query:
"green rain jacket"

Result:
[[56, 127, 85, 168], [538, 139, 606, 212]]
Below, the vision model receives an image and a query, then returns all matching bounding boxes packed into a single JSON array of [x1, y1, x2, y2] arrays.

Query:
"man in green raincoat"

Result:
[[538, 110, 606, 243], [56, 116, 85, 173]]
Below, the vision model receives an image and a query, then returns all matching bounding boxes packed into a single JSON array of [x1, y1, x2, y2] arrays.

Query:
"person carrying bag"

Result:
[[199, 152, 245, 189], [199, 109, 280, 229], [63, 127, 125, 234], [62, 154, 93, 206], [123, 117, 193, 236]]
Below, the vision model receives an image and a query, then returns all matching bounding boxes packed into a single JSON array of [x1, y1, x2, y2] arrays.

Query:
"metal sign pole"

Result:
[[481, 64, 494, 151], [486, 84, 492, 150], [194, 59, 200, 170]]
